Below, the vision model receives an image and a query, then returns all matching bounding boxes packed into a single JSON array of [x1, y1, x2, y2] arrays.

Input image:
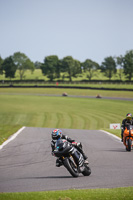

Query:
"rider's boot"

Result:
[[81, 152, 89, 164], [78, 149, 89, 164], [82, 152, 88, 160]]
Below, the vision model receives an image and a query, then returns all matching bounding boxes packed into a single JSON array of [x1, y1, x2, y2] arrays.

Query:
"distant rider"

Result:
[[51, 129, 88, 167], [121, 113, 133, 142]]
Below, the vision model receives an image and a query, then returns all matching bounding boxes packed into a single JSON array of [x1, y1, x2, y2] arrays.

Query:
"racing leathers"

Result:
[[121, 118, 133, 141]]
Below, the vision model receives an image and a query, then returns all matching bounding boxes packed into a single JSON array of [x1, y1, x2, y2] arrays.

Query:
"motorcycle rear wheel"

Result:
[[63, 158, 79, 177]]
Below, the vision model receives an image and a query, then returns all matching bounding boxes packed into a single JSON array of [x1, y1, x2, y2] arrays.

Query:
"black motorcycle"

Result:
[[53, 139, 91, 177]]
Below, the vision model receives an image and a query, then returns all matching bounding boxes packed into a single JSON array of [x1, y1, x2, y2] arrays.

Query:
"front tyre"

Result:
[[63, 158, 79, 177], [126, 139, 132, 151]]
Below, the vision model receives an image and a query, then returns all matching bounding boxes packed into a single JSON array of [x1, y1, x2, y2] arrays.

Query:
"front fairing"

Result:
[[123, 125, 133, 147], [54, 139, 72, 157], [124, 125, 133, 137]]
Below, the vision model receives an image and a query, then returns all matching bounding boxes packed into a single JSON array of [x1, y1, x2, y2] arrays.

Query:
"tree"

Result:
[[82, 59, 99, 80], [0, 56, 3, 74], [62, 56, 81, 81], [123, 50, 133, 81], [101, 56, 116, 80], [116, 55, 124, 80], [73, 60, 82, 77], [12, 52, 35, 80], [2, 56, 17, 79], [41, 55, 59, 81], [34, 61, 42, 69]]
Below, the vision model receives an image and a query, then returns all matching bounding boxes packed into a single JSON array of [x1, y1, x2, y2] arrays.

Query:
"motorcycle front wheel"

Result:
[[63, 158, 79, 177], [126, 139, 132, 151]]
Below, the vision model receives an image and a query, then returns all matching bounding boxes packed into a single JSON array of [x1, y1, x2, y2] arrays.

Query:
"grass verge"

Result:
[[0, 125, 22, 145], [0, 187, 133, 200]]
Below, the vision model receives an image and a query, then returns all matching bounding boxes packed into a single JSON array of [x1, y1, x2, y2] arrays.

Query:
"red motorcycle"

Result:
[[123, 125, 133, 151]]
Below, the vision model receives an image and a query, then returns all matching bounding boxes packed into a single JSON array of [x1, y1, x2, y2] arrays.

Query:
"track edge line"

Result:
[[100, 130, 121, 141], [0, 126, 26, 150]]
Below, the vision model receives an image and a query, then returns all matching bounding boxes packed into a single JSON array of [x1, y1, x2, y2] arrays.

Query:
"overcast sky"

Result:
[[0, 0, 133, 64]]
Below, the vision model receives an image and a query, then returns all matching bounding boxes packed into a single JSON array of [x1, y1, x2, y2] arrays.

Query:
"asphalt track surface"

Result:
[[0, 127, 133, 193]]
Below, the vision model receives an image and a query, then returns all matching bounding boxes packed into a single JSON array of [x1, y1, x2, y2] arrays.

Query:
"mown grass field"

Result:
[[0, 87, 133, 98], [1, 94, 125, 130], [0, 87, 133, 144]]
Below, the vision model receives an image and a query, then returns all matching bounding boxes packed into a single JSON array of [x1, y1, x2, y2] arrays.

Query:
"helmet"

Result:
[[52, 129, 62, 141], [126, 113, 132, 121]]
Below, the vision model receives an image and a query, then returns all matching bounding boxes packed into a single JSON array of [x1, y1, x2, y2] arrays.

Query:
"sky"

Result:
[[0, 0, 133, 65]]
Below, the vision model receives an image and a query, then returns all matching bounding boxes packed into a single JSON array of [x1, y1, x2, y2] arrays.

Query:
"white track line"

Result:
[[0, 126, 26, 150], [100, 130, 121, 141]]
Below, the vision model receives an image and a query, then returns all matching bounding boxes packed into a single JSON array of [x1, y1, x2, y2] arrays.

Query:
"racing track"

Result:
[[0, 127, 133, 193]]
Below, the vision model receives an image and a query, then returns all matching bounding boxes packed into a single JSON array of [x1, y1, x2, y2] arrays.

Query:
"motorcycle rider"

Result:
[[121, 113, 133, 142], [51, 129, 88, 167]]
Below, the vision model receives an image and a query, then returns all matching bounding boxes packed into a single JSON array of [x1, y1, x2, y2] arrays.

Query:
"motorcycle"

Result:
[[123, 125, 133, 151], [53, 139, 91, 177]]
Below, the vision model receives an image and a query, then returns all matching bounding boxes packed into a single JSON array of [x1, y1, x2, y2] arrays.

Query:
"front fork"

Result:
[[61, 155, 77, 167], [126, 137, 133, 145]]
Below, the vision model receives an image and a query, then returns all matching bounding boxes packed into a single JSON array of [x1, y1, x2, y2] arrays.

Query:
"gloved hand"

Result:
[[77, 142, 82, 148], [72, 141, 77, 146], [72, 141, 82, 148]]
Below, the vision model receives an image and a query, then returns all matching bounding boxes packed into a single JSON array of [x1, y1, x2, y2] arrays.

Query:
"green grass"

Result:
[[1, 83, 133, 90], [0, 87, 133, 98], [0, 89, 132, 144], [0, 124, 22, 144], [0, 95, 130, 129], [0, 187, 133, 200]]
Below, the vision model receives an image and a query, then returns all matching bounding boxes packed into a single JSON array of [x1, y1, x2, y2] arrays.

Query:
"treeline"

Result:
[[0, 50, 133, 81]]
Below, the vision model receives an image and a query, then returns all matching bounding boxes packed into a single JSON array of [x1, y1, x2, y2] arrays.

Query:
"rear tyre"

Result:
[[82, 164, 91, 176], [63, 158, 79, 177]]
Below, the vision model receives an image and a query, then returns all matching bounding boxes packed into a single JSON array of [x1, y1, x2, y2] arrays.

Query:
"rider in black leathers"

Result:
[[51, 129, 88, 167], [121, 113, 133, 142]]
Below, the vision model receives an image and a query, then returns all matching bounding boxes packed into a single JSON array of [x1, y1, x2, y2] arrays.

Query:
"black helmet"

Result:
[[51, 129, 62, 141], [126, 113, 132, 121]]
